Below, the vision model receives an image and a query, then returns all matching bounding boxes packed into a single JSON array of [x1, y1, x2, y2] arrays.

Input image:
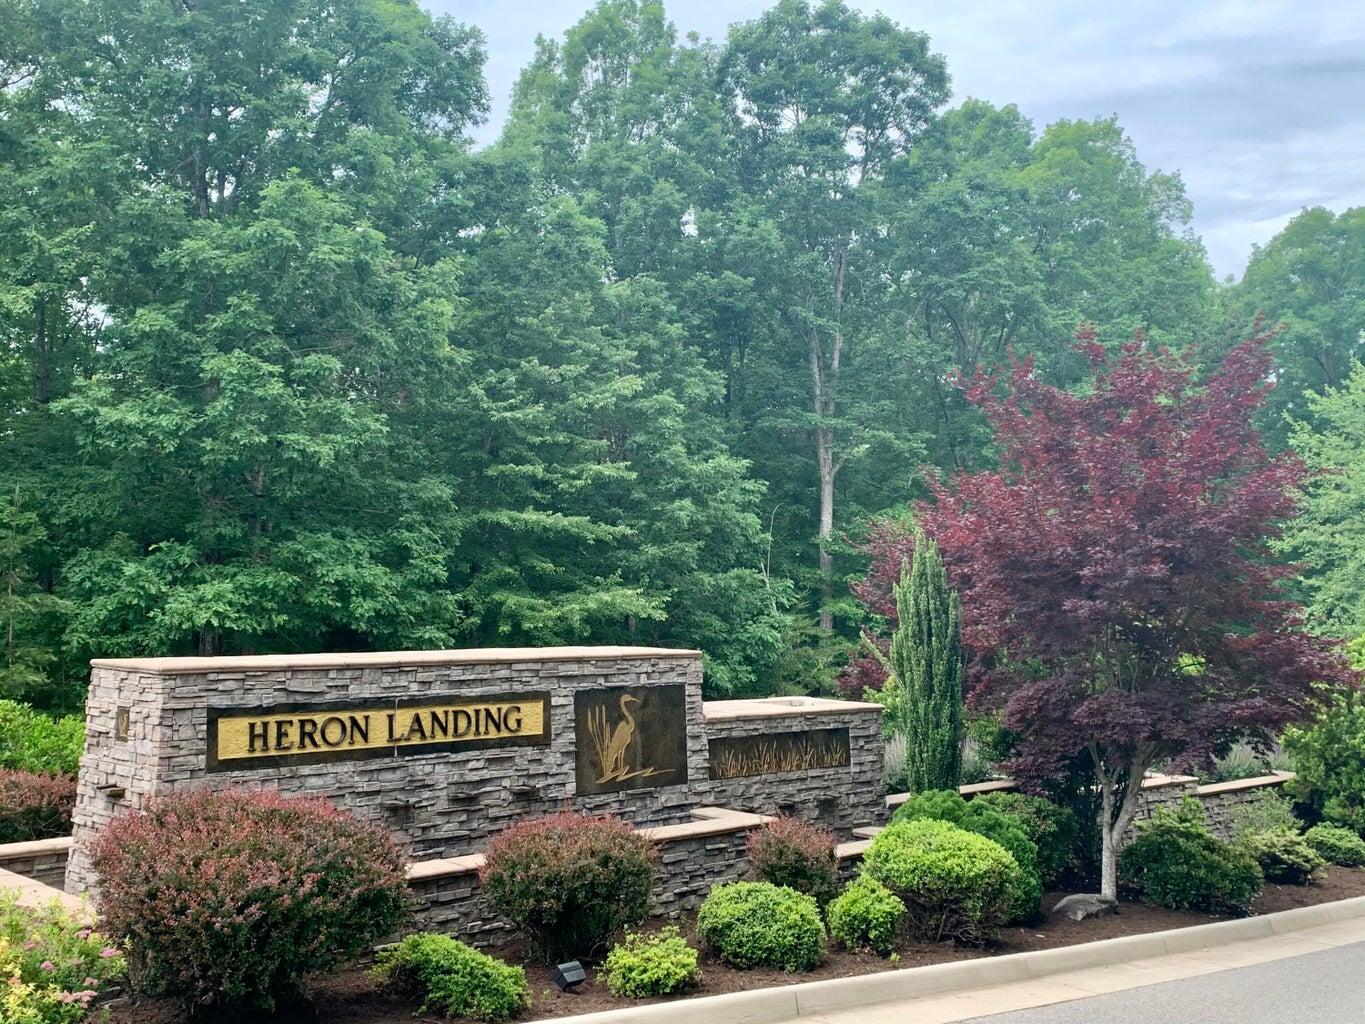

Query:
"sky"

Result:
[[436, 0, 1365, 281]]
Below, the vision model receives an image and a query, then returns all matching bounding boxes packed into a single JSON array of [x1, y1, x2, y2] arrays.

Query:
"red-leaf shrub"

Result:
[[479, 811, 655, 962], [0, 768, 76, 842], [90, 787, 409, 1014], [747, 816, 839, 907]]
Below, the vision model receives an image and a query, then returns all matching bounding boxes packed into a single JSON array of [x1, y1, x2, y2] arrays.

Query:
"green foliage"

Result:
[[599, 926, 702, 998], [889, 534, 964, 792], [1225, 790, 1301, 840], [860, 819, 1018, 944], [376, 934, 529, 1022], [1120, 810, 1263, 915], [696, 882, 825, 972], [0, 702, 83, 775], [0, 492, 70, 706], [1237, 828, 1324, 885], [1305, 823, 1365, 867], [826, 876, 906, 956], [891, 789, 968, 826], [1284, 696, 1365, 833], [972, 792, 1078, 887], [0, 893, 126, 1024]]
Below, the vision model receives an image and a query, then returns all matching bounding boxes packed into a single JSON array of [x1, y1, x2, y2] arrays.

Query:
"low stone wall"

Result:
[[406, 806, 772, 945], [0, 837, 71, 889], [701, 697, 883, 836], [1195, 772, 1296, 839]]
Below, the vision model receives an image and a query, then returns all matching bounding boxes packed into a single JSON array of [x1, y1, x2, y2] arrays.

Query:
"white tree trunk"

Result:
[[817, 426, 835, 632], [1094, 749, 1148, 900]]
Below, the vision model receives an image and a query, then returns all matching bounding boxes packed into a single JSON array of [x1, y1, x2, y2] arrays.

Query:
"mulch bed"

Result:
[[108, 866, 1365, 1024]]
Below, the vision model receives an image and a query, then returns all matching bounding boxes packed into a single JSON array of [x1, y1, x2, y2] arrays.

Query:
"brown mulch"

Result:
[[107, 866, 1365, 1024]]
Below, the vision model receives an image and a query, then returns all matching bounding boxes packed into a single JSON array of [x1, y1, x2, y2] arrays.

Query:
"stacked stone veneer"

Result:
[[701, 698, 884, 834], [67, 647, 708, 893]]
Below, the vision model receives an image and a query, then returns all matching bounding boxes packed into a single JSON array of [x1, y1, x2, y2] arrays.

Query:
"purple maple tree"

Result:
[[902, 327, 1355, 897]]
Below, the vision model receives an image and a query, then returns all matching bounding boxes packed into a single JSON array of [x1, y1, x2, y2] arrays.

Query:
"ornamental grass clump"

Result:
[[0, 769, 76, 843], [0, 893, 125, 1024], [1305, 823, 1365, 867], [747, 816, 839, 908], [90, 787, 409, 1015], [860, 818, 1017, 945], [826, 876, 905, 956], [376, 933, 529, 1022], [600, 926, 701, 998], [480, 811, 655, 963], [696, 882, 824, 972]]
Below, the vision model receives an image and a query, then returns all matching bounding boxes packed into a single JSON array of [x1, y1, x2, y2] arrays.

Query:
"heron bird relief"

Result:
[[573, 684, 688, 795]]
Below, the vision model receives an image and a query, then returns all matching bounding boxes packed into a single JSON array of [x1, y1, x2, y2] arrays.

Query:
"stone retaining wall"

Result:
[[0, 837, 71, 890]]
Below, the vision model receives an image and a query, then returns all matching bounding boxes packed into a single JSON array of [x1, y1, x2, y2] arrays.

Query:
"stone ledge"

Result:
[[90, 645, 702, 675], [1195, 771, 1294, 796], [0, 867, 92, 921], [0, 836, 72, 862], [703, 697, 884, 722]]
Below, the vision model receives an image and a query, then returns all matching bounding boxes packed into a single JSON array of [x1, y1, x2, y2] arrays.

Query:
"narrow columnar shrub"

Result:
[[826, 876, 906, 956], [696, 882, 825, 972], [0, 893, 126, 1024], [888, 534, 964, 793], [860, 819, 1018, 944], [0, 769, 76, 843], [1119, 813, 1263, 915], [1225, 790, 1300, 840], [600, 926, 701, 998], [972, 792, 1079, 887], [747, 816, 840, 908], [1305, 823, 1365, 866], [0, 702, 84, 776], [376, 933, 529, 1022], [1238, 828, 1324, 885], [480, 811, 655, 963], [90, 787, 409, 1014]]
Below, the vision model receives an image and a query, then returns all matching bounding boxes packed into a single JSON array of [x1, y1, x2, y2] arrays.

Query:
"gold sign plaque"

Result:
[[205, 692, 550, 772]]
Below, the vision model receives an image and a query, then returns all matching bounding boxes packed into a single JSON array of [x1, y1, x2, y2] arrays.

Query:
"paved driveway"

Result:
[[968, 940, 1365, 1023]]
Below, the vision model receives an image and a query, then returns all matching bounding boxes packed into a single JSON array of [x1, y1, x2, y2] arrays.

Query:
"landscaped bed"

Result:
[[104, 866, 1365, 1024]]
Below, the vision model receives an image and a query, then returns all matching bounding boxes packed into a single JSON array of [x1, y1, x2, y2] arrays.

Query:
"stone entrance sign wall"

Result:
[[67, 646, 706, 892]]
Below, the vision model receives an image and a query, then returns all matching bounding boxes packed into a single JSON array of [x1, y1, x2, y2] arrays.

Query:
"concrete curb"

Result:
[[536, 896, 1365, 1024]]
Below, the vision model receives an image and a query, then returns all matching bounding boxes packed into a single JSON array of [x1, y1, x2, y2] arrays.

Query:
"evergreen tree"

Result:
[[888, 531, 963, 792]]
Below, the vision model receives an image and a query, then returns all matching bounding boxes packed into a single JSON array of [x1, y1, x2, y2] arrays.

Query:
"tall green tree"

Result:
[[0, 488, 70, 704], [888, 531, 963, 792]]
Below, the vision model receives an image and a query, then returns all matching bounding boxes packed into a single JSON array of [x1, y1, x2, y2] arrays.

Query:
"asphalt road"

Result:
[[968, 940, 1365, 1023]]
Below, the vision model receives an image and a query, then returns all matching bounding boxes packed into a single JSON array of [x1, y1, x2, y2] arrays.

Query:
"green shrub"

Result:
[[890, 788, 968, 826], [91, 788, 410, 1014], [972, 792, 1078, 886], [377, 933, 528, 1022], [696, 882, 824, 972], [826, 876, 905, 955], [1284, 696, 1365, 833], [1305, 823, 1365, 867], [0, 702, 83, 776], [1119, 814, 1263, 915], [480, 811, 655, 963], [1225, 790, 1300, 840], [600, 926, 701, 998], [0, 893, 126, 1024], [747, 816, 839, 908], [891, 789, 1042, 922], [1238, 828, 1324, 885], [860, 818, 1018, 944]]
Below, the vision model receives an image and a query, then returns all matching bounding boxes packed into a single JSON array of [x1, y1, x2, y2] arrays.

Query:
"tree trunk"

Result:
[[817, 425, 835, 632], [1093, 748, 1147, 900]]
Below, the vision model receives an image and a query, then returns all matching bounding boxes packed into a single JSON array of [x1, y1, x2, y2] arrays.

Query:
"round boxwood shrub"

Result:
[[1119, 817, 1262, 915], [0, 768, 75, 843], [860, 819, 1018, 944], [972, 791, 1079, 887], [1305, 823, 1365, 867], [747, 816, 839, 908], [1238, 828, 1324, 884], [696, 881, 825, 972], [90, 787, 410, 1014], [958, 805, 1042, 923], [600, 925, 701, 997], [480, 811, 655, 963], [377, 933, 529, 1022], [891, 788, 968, 826], [826, 875, 906, 956]]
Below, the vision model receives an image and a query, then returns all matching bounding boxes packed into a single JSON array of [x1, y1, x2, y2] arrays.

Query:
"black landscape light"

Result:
[[552, 960, 587, 993]]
